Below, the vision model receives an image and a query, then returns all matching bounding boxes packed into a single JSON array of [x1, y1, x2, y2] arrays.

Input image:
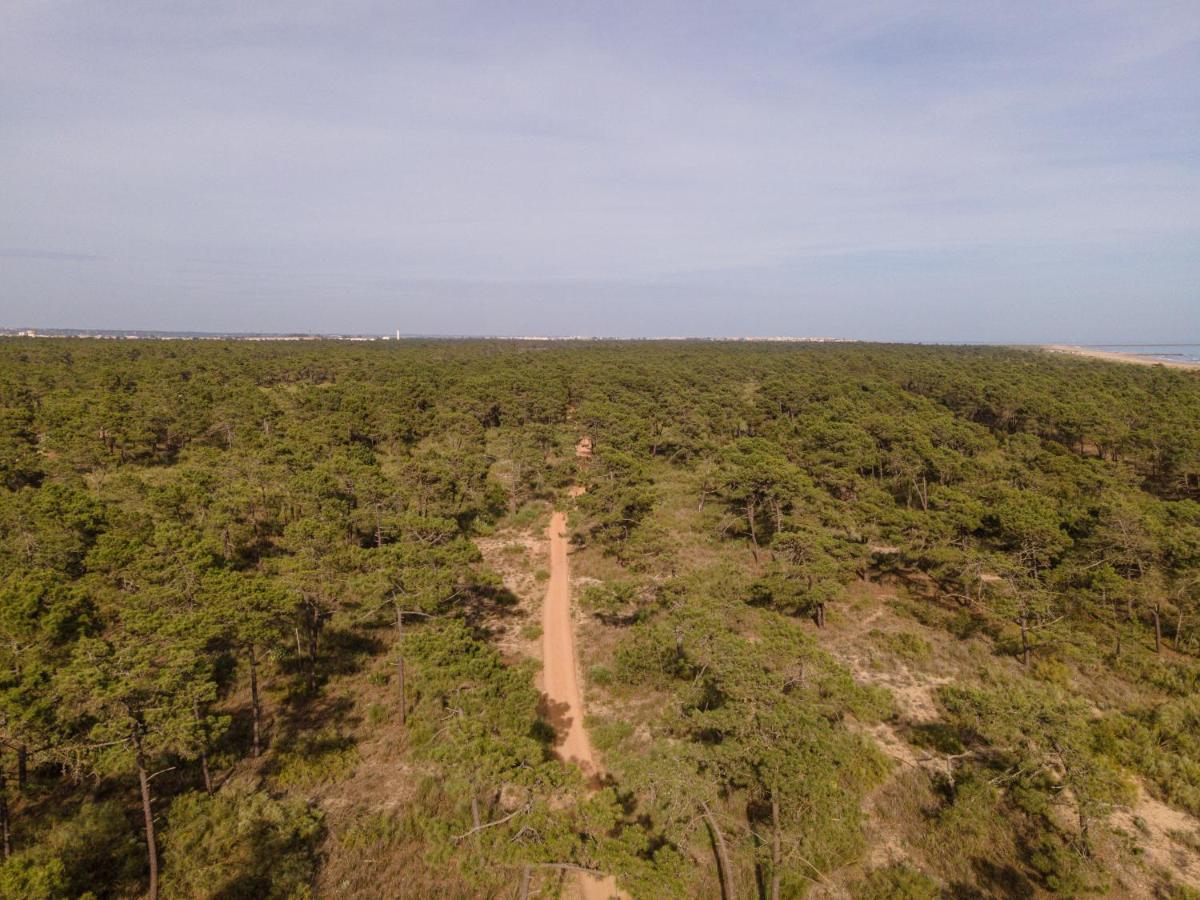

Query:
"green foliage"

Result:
[[873, 629, 933, 662], [271, 730, 359, 789], [0, 856, 68, 900], [1027, 830, 1093, 895], [608, 571, 892, 891], [938, 678, 1135, 874], [856, 863, 939, 899], [337, 811, 406, 851], [0, 800, 138, 900], [1096, 695, 1200, 815], [162, 790, 322, 899], [505, 502, 547, 530], [930, 770, 1008, 860], [581, 580, 654, 623], [2, 338, 1199, 897]]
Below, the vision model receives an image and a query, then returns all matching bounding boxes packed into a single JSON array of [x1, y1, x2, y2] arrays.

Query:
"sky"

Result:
[[1, 1, 1198, 341]]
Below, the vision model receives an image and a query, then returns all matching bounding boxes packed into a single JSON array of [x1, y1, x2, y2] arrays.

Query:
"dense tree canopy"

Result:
[[0, 337, 1197, 897]]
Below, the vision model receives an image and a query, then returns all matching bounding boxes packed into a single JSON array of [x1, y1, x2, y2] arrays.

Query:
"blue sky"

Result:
[[2, 1, 1198, 340]]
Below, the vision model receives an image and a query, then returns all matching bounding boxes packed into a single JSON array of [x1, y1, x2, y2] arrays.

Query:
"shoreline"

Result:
[[1041, 344, 1200, 370]]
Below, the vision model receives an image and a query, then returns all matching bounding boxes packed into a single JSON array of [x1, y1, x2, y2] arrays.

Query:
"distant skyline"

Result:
[[2, 1, 1198, 341]]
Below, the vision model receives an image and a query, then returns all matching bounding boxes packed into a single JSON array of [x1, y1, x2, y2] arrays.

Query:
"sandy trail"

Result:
[[542, 510, 621, 900], [543, 511, 595, 772]]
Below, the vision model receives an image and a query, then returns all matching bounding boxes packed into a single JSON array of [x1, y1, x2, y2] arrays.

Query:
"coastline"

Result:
[[1041, 344, 1200, 370]]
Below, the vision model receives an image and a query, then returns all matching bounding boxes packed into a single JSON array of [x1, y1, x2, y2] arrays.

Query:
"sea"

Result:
[[1087, 344, 1200, 364]]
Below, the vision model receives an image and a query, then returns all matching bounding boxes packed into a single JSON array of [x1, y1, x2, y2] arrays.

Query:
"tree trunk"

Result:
[[1153, 602, 1162, 654], [249, 647, 263, 758], [770, 792, 782, 900], [192, 699, 213, 795], [0, 758, 11, 861], [518, 866, 532, 900], [134, 729, 159, 900], [15, 746, 26, 792], [306, 609, 320, 694], [701, 801, 735, 900], [396, 609, 407, 727], [814, 602, 826, 629], [1020, 612, 1030, 666], [746, 500, 760, 563], [1176, 607, 1186, 652]]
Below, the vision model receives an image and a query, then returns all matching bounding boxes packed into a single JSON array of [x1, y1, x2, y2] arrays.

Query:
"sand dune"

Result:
[[1042, 344, 1200, 369]]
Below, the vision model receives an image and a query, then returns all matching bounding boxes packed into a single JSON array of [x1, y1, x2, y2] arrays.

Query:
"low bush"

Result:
[[856, 862, 939, 899], [271, 730, 360, 789], [162, 790, 323, 899]]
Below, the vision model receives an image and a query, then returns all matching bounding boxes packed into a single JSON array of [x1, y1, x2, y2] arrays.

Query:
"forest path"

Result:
[[542, 511, 594, 771], [541, 509, 621, 900]]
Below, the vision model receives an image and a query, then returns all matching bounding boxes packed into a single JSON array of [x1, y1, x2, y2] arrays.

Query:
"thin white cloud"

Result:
[[1, 1, 1197, 338]]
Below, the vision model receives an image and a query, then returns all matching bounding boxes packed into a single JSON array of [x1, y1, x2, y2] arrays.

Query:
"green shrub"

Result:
[[506, 502, 545, 530], [338, 811, 406, 850], [908, 722, 965, 755], [163, 790, 322, 899], [367, 702, 389, 725], [614, 623, 687, 684], [272, 730, 359, 788], [856, 862, 939, 899], [875, 630, 932, 662], [1096, 697, 1200, 816], [1030, 657, 1072, 686], [1028, 831, 1089, 895], [934, 771, 1003, 851], [0, 799, 138, 899], [0, 856, 69, 900], [589, 717, 634, 754]]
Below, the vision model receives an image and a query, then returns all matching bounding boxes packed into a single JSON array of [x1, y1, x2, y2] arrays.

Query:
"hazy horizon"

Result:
[[3, 2, 1198, 342], [5, 327, 1200, 347]]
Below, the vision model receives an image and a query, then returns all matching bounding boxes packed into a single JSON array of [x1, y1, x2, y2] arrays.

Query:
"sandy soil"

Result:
[[1042, 345, 1200, 369], [1112, 786, 1200, 889], [542, 511, 596, 773], [542, 510, 621, 900]]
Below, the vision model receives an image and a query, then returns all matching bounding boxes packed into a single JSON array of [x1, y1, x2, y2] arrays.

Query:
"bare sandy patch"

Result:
[[1112, 786, 1200, 889]]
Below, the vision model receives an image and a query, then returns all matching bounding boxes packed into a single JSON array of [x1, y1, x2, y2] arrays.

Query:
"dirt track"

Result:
[[542, 511, 595, 772], [541, 510, 620, 900]]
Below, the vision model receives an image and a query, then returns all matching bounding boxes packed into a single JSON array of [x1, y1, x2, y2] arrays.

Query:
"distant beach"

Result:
[[1043, 344, 1200, 369]]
